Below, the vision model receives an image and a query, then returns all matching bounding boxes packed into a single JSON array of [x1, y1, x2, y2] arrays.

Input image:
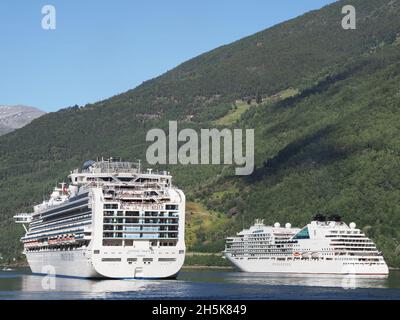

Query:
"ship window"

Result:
[[119, 177, 133, 182], [158, 258, 176, 262], [126, 211, 140, 217], [293, 227, 310, 240], [102, 258, 121, 262]]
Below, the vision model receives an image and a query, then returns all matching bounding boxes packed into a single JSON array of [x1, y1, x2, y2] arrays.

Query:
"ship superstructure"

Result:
[[224, 217, 389, 276], [14, 158, 186, 279]]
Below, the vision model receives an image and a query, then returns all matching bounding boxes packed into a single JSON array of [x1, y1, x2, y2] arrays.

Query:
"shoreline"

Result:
[[2, 265, 398, 272], [3, 262, 398, 271], [1, 264, 233, 270], [182, 265, 233, 270]]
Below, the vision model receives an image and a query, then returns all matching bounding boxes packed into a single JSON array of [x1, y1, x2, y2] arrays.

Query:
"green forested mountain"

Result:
[[1, 0, 400, 265]]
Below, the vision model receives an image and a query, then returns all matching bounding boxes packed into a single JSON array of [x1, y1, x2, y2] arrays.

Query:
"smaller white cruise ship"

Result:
[[223, 216, 389, 276]]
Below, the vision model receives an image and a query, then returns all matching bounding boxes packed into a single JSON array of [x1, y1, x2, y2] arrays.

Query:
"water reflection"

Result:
[[1, 268, 400, 300], [224, 272, 388, 289], [20, 274, 173, 299], [14, 269, 400, 293]]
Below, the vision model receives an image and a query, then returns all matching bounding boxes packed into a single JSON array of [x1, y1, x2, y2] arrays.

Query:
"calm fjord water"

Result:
[[1, 268, 400, 300]]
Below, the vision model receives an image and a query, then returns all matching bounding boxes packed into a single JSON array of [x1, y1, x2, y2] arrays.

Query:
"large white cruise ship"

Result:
[[223, 216, 389, 276], [14, 158, 186, 279]]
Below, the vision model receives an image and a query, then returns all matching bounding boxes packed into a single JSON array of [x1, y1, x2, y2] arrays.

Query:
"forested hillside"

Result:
[[1, 0, 400, 266]]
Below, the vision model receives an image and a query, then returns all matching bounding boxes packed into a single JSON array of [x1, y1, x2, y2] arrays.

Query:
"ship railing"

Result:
[[120, 203, 165, 210], [13, 213, 32, 224], [102, 185, 170, 194], [76, 162, 171, 176]]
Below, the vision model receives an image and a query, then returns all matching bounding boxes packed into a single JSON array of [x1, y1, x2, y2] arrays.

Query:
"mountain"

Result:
[[0, 105, 45, 135], [1, 0, 400, 266]]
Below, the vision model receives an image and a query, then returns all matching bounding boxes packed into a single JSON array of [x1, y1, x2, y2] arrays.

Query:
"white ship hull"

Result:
[[26, 247, 185, 279], [225, 254, 389, 276], [26, 249, 100, 278]]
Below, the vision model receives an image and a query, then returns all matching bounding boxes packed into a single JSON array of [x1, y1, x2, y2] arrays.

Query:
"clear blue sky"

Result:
[[0, 0, 336, 112]]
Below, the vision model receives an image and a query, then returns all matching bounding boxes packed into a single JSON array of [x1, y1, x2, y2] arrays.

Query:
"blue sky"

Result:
[[0, 0, 336, 112]]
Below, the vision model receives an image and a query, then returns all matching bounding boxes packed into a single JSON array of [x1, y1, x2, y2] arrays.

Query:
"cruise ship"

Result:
[[223, 216, 389, 276], [14, 158, 186, 279]]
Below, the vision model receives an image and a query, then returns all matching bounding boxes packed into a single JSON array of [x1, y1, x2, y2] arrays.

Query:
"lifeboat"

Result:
[[311, 252, 320, 259]]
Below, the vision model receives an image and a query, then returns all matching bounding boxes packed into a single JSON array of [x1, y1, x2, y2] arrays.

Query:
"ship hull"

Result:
[[225, 254, 389, 276], [26, 249, 101, 278], [26, 248, 185, 279]]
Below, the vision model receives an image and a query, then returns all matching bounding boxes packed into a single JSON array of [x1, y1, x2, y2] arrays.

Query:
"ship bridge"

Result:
[[14, 213, 32, 224], [13, 213, 32, 232]]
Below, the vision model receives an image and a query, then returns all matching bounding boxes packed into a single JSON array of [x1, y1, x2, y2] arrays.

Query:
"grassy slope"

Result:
[[185, 202, 229, 251], [213, 101, 252, 126]]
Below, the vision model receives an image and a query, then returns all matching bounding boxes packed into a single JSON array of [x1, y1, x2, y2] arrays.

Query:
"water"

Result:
[[1, 267, 400, 300]]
